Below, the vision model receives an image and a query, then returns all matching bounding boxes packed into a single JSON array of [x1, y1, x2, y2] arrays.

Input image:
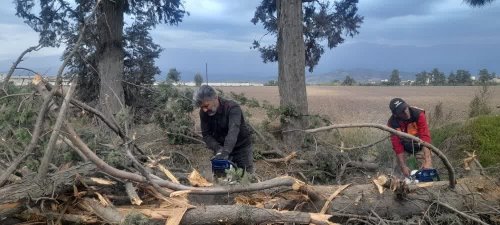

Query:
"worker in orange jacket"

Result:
[[388, 98, 433, 177]]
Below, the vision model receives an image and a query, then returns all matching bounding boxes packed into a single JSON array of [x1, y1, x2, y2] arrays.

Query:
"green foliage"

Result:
[[223, 166, 253, 185], [123, 212, 152, 225], [252, 0, 363, 72], [415, 71, 429, 85], [15, 0, 187, 106], [123, 16, 162, 113], [467, 115, 500, 167], [431, 115, 500, 168], [194, 73, 203, 86], [227, 92, 261, 108], [341, 75, 356, 86], [468, 85, 492, 118], [430, 68, 446, 85], [477, 68, 495, 84], [455, 69, 472, 85], [0, 85, 39, 148], [264, 80, 278, 86], [388, 69, 401, 86], [448, 72, 457, 85], [153, 83, 195, 144], [167, 68, 181, 83]]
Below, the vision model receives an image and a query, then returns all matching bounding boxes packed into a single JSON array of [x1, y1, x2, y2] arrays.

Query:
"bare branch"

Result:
[[37, 80, 77, 180], [1, 44, 42, 95]]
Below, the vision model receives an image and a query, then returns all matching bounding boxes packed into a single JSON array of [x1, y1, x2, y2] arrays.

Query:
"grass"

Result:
[[467, 115, 500, 167], [431, 115, 500, 167]]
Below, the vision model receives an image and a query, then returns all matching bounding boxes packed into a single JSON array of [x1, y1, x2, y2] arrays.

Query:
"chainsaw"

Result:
[[405, 168, 440, 184], [211, 159, 237, 183]]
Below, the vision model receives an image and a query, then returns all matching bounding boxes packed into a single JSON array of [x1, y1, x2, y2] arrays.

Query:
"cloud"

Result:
[[152, 28, 255, 52], [0, 23, 64, 62]]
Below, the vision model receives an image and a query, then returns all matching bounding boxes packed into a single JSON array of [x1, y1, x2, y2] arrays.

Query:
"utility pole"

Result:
[[205, 63, 208, 84]]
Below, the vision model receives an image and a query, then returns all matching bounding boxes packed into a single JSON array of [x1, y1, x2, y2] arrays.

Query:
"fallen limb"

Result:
[[311, 176, 498, 218], [37, 80, 77, 180], [62, 122, 297, 194], [303, 123, 456, 188], [0, 163, 96, 217], [435, 201, 489, 225], [115, 205, 338, 225]]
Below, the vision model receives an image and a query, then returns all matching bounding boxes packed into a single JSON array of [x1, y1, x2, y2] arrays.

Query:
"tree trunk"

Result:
[[96, 0, 125, 116], [277, 0, 308, 149]]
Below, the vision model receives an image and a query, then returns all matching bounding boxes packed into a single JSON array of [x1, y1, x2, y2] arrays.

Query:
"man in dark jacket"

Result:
[[388, 98, 433, 177], [194, 85, 254, 173]]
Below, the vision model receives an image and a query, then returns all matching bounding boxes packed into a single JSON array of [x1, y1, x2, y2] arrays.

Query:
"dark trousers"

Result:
[[229, 144, 254, 174]]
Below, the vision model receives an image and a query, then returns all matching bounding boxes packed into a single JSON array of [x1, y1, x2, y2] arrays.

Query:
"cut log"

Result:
[[0, 163, 96, 217], [115, 205, 338, 225], [312, 176, 499, 219]]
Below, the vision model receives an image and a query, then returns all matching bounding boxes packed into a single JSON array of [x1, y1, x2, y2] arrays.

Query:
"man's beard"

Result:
[[207, 105, 217, 116]]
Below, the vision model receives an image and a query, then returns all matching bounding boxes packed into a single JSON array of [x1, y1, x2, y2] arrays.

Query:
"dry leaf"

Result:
[[188, 170, 213, 187]]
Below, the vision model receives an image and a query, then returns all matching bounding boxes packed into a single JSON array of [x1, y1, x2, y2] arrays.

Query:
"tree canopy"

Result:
[[15, 0, 188, 113], [251, 0, 363, 72]]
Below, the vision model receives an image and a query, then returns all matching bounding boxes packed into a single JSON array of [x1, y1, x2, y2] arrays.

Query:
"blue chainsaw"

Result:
[[408, 168, 440, 183], [211, 159, 237, 182]]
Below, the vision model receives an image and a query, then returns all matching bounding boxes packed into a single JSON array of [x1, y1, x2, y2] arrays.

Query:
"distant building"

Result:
[[167, 82, 264, 87], [0, 74, 70, 86]]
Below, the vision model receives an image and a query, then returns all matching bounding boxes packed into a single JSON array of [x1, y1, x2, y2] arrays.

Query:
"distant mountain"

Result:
[[306, 68, 416, 84]]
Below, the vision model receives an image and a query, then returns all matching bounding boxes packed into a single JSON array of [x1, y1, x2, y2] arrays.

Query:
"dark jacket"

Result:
[[200, 97, 251, 154], [388, 107, 431, 154]]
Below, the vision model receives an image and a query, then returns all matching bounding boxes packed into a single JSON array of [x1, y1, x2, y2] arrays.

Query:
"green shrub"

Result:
[[467, 115, 500, 167], [431, 115, 500, 167]]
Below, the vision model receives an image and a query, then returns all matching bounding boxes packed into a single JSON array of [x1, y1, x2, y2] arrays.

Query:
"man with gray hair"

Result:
[[194, 85, 254, 174]]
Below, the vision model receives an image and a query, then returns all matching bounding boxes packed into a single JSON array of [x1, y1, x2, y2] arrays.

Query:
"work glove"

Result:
[[211, 149, 230, 160]]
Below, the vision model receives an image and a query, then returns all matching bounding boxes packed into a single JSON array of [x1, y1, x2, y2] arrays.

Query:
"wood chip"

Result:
[[187, 169, 213, 187], [89, 177, 116, 185], [158, 165, 180, 184]]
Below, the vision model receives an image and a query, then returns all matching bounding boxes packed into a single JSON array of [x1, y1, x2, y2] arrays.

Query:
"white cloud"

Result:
[[0, 23, 64, 61], [152, 28, 255, 52]]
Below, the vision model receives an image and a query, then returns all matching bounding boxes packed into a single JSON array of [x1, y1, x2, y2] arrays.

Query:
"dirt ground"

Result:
[[216, 85, 500, 124]]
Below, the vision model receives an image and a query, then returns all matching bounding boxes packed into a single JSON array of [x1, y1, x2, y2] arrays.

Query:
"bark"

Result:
[[0, 163, 97, 216], [96, 0, 125, 117], [97, 203, 337, 225], [277, 0, 308, 149]]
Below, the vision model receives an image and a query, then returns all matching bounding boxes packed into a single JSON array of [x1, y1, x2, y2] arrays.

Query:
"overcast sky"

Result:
[[0, 0, 499, 81]]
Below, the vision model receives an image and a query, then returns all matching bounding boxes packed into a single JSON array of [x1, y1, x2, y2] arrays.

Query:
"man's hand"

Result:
[[401, 166, 411, 177], [211, 149, 229, 160]]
